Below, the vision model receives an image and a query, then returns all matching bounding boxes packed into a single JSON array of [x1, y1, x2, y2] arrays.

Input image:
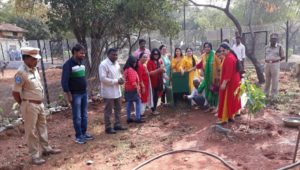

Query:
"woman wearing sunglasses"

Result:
[[147, 48, 165, 115]]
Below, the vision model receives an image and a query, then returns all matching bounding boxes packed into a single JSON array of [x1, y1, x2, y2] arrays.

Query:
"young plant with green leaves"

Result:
[[235, 76, 266, 126]]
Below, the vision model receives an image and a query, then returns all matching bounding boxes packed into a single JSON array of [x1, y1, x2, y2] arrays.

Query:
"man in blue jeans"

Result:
[[61, 44, 93, 144]]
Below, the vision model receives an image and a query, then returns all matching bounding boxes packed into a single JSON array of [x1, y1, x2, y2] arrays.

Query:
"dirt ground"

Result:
[[1, 68, 300, 170]]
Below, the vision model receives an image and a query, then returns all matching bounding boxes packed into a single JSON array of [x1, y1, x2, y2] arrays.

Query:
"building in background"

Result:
[[0, 23, 28, 61]]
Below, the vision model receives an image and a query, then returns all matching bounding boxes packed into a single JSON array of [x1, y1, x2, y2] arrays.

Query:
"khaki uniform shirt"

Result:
[[13, 64, 44, 101], [265, 44, 285, 61]]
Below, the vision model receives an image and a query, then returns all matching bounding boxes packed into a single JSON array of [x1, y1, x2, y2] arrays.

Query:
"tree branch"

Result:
[[226, 0, 231, 10], [188, 0, 242, 34], [187, 0, 225, 11]]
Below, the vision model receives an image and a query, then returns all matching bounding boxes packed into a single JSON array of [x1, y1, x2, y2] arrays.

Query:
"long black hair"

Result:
[[186, 47, 196, 67], [219, 43, 238, 58], [150, 48, 161, 68], [203, 42, 212, 50], [219, 43, 243, 73], [174, 47, 183, 58], [123, 55, 137, 71], [150, 48, 161, 61], [159, 44, 166, 51]]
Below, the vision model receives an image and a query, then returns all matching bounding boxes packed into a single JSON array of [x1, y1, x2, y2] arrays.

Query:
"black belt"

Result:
[[265, 59, 280, 64]]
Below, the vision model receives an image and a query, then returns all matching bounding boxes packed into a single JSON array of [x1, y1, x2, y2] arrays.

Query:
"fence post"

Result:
[[286, 20, 289, 62], [169, 37, 173, 57], [43, 40, 48, 62], [183, 3, 186, 44], [49, 40, 54, 64], [0, 43, 5, 61], [220, 28, 223, 43], [37, 39, 50, 106], [148, 36, 151, 50], [66, 39, 71, 59]]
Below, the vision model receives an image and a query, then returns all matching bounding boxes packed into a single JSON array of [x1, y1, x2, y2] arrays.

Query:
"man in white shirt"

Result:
[[232, 36, 246, 69], [99, 48, 127, 134]]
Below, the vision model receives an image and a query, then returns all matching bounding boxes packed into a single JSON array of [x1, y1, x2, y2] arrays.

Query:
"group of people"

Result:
[[12, 32, 284, 165], [119, 38, 244, 127]]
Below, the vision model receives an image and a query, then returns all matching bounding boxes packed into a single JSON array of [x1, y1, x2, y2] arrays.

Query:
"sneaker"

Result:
[[75, 137, 86, 144], [83, 134, 94, 141]]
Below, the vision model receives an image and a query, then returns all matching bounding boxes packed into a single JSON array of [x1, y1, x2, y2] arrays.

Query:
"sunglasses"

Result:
[[220, 50, 226, 52], [154, 53, 159, 55]]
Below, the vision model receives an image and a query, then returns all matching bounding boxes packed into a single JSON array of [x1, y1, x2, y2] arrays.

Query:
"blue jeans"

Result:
[[126, 98, 141, 121], [71, 93, 88, 139]]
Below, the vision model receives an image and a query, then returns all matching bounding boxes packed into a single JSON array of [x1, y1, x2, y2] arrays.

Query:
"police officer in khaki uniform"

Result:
[[264, 33, 285, 99], [12, 47, 61, 165]]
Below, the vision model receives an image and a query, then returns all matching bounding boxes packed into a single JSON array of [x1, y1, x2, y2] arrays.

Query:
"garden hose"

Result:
[[132, 149, 236, 170], [276, 161, 300, 170]]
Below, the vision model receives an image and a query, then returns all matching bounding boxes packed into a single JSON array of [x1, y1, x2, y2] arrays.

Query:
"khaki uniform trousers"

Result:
[[20, 101, 52, 159], [264, 62, 280, 98]]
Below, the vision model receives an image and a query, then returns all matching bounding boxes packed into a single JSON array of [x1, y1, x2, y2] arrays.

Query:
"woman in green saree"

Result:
[[197, 42, 221, 112]]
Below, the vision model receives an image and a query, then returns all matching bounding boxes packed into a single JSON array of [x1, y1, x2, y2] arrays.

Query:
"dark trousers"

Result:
[[151, 88, 159, 112], [161, 90, 166, 104], [104, 98, 121, 130]]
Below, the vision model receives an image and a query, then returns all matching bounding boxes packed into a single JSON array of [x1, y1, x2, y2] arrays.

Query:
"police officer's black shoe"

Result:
[[105, 128, 117, 134], [114, 126, 128, 131]]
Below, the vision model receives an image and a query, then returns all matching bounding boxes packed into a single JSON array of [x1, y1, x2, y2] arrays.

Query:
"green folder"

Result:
[[171, 72, 189, 93]]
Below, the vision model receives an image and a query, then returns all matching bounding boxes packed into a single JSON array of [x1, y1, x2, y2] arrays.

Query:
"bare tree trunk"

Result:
[[246, 0, 265, 84]]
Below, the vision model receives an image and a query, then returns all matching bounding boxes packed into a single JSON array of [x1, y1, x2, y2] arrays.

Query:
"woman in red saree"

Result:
[[218, 43, 241, 124]]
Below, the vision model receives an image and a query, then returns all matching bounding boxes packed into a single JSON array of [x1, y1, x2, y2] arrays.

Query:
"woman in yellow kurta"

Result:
[[182, 48, 200, 92], [171, 48, 185, 104], [171, 48, 184, 73]]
